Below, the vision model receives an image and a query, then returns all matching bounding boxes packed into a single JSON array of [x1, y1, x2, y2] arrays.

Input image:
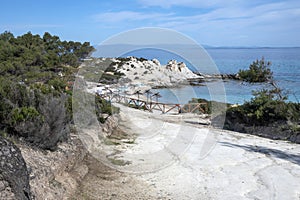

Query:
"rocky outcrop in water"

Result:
[[202, 73, 240, 80], [0, 136, 31, 200]]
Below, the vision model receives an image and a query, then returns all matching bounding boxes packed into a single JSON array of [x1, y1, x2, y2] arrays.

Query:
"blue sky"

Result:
[[1, 0, 300, 47]]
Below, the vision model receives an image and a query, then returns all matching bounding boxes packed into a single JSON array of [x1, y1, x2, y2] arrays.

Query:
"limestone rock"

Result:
[[0, 136, 31, 200], [101, 115, 119, 137], [115, 57, 201, 88], [152, 58, 160, 66], [19, 133, 88, 199]]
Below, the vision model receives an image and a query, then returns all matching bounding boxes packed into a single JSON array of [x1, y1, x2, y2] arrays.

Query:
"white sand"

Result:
[[99, 104, 300, 200]]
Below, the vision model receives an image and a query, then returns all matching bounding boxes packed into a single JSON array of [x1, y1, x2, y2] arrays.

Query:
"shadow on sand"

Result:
[[219, 141, 300, 166]]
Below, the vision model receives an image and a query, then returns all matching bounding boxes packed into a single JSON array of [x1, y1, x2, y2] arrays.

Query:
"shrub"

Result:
[[47, 78, 66, 92], [116, 57, 131, 62], [95, 96, 120, 123], [12, 93, 69, 150], [0, 31, 96, 150], [238, 57, 273, 82], [227, 88, 299, 126], [106, 63, 117, 72], [225, 58, 300, 138], [185, 98, 229, 114], [98, 73, 124, 84], [11, 107, 40, 124], [0, 79, 70, 150], [137, 57, 147, 62]]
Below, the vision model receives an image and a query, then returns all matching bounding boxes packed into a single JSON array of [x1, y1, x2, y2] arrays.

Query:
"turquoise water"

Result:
[[123, 48, 300, 104]]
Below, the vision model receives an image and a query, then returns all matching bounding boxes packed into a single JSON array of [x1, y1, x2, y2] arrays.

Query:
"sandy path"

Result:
[[72, 155, 169, 200], [74, 104, 300, 200]]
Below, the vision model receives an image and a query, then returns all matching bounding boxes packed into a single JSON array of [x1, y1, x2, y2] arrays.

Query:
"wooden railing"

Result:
[[97, 92, 207, 114]]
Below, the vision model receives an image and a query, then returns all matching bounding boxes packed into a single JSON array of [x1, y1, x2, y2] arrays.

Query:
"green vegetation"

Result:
[[226, 86, 300, 126], [93, 56, 147, 84], [95, 96, 120, 123], [229, 58, 299, 126], [238, 57, 273, 82], [224, 85, 300, 143], [0, 78, 70, 150], [183, 98, 229, 114], [0, 31, 94, 82], [186, 58, 299, 142], [224, 58, 300, 142], [0, 31, 95, 150], [82, 58, 125, 84], [99, 72, 124, 84]]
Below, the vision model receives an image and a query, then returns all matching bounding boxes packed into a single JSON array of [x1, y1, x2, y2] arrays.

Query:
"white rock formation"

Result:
[[152, 58, 160, 66], [114, 57, 202, 87]]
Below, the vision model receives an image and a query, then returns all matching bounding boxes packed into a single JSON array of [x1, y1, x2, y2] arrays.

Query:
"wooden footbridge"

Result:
[[97, 90, 207, 114]]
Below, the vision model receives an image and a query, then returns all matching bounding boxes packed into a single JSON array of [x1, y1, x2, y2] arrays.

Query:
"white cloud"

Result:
[[92, 1, 300, 28], [91, 0, 300, 46], [154, 1, 300, 30], [92, 11, 173, 23], [137, 0, 237, 8]]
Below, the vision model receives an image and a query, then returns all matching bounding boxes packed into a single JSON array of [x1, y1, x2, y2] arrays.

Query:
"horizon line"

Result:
[[95, 43, 300, 49]]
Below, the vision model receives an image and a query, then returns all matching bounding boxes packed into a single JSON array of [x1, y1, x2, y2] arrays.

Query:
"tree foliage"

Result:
[[0, 31, 95, 150], [0, 31, 94, 82], [0, 78, 70, 150], [238, 57, 273, 82], [184, 98, 229, 114], [227, 89, 299, 125], [95, 96, 120, 123], [227, 60, 300, 129]]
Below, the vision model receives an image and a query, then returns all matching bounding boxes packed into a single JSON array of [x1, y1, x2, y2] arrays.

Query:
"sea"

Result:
[[121, 47, 300, 105]]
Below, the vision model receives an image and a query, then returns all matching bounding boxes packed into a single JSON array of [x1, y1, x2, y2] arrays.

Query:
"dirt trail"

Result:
[[72, 155, 170, 200]]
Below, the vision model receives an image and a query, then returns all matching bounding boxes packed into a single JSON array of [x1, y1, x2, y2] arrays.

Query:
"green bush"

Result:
[[185, 98, 229, 114], [238, 57, 273, 82], [226, 87, 300, 126], [0, 31, 96, 150], [116, 57, 131, 62], [0, 75, 70, 150], [95, 96, 120, 123], [0, 31, 94, 81], [98, 72, 124, 84], [225, 58, 300, 136], [47, 78, 66, 92], [11, 107, 40, 124], [137, 57, 147, 62]]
